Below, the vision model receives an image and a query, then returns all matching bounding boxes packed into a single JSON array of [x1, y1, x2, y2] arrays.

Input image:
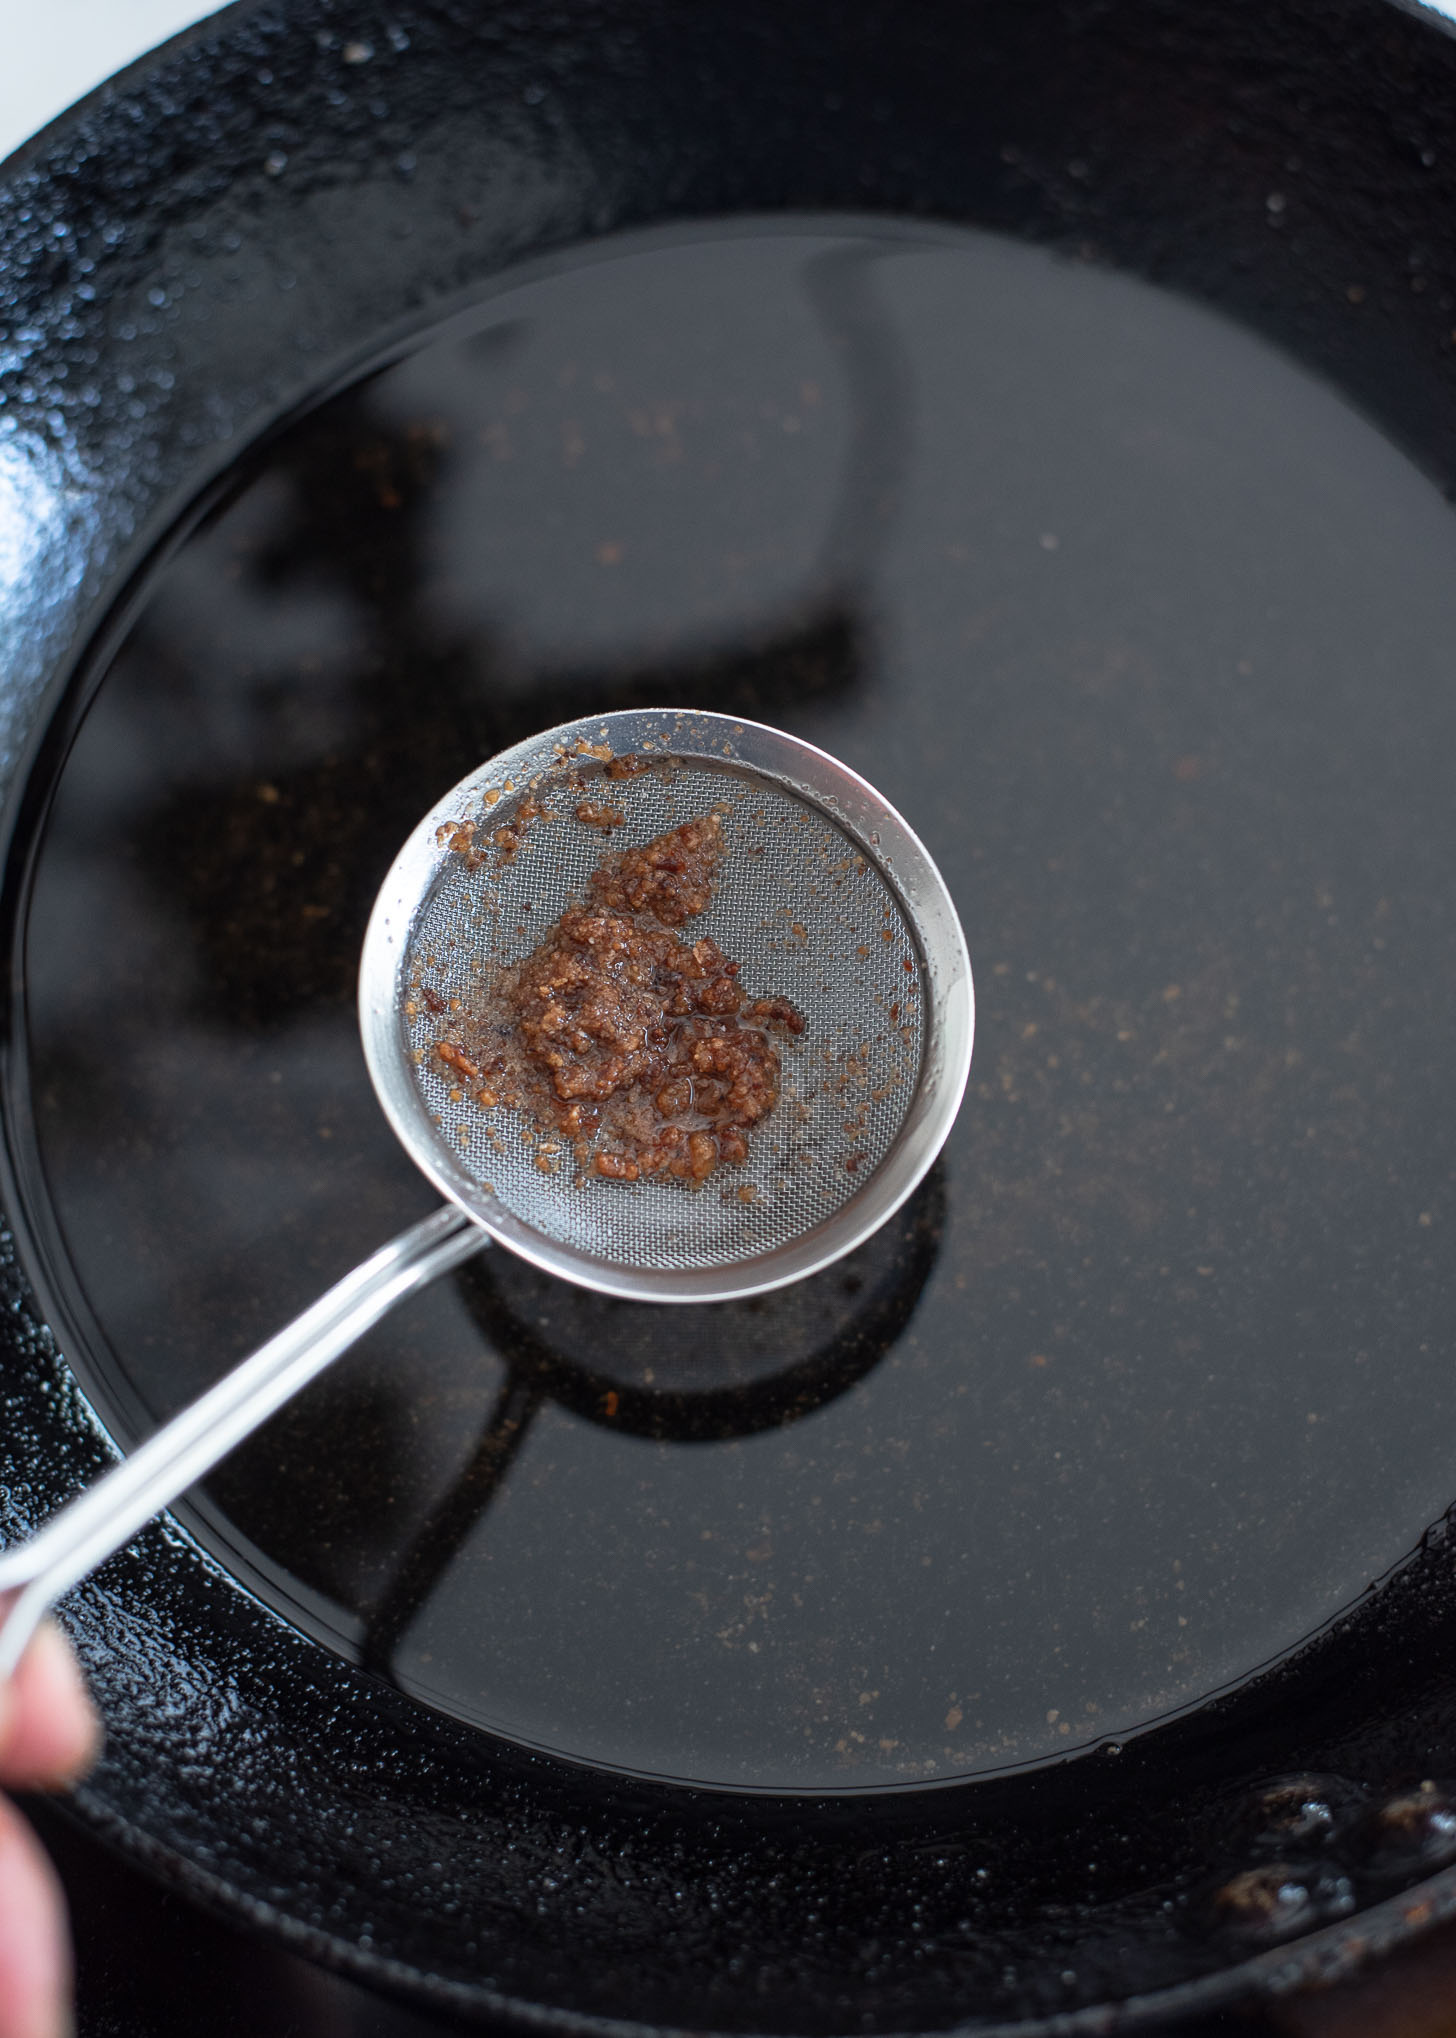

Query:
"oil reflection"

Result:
[[24, 232, 926, 1711], [120, 243, 911, 1029]]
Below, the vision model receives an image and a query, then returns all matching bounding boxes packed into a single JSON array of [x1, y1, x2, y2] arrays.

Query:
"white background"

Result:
[[0, 1, 227, 166]]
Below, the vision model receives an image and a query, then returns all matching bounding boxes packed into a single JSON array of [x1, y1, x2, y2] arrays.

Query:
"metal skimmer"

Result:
[[0, 710, 973, 1675]]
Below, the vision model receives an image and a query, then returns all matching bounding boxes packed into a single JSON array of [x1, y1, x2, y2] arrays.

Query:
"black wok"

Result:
[[7, 0, 1456, 2030]]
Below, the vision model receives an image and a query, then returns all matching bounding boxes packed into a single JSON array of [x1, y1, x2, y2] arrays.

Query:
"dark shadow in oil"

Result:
[[361, 1165, 944, 1676]]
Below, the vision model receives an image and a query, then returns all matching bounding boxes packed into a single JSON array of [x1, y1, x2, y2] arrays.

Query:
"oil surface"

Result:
[[24, 220, 1456, 1790]]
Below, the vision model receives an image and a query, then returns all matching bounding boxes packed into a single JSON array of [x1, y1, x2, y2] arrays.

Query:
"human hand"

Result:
[[0, 1622, 100, 2038]]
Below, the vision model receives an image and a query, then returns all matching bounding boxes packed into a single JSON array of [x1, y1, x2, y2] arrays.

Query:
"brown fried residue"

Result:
[[589, 812, 725, 926], [575, 799, 627, 832], [446, 813, 802, 1183]]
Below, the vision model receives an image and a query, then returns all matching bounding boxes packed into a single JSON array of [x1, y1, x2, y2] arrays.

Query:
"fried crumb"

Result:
[[575, 799, 627, 832], [590, 813, 725, 925]]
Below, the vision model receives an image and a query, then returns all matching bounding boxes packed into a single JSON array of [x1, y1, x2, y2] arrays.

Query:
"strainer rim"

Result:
[[358, 709, 973, 1302]]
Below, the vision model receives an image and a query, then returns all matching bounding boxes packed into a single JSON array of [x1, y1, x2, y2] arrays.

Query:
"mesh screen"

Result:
[[401, 760, 926, 1272]]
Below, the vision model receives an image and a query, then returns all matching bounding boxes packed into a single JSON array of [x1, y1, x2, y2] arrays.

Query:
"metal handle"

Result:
[[0, 1203, 487, 1680]]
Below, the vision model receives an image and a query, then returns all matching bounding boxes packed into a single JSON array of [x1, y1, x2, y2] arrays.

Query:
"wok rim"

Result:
[[57, 1773, 1456, 2035]]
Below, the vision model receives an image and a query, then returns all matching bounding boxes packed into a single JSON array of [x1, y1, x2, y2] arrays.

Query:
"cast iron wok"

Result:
[[7, 0, 1456, 2030]]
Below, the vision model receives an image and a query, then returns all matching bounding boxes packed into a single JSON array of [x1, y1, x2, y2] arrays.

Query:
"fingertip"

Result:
[[0, 1624, 100, 1791]]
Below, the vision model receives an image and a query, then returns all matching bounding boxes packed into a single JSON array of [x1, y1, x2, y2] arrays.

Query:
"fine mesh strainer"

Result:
[[0, 710, 972, 1675]]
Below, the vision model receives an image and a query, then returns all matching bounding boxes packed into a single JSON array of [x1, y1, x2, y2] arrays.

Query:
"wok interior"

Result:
[[7, 0, 1456, 2029]]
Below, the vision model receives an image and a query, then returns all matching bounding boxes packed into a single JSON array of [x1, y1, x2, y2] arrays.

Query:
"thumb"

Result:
[[0, 1794, 72, 2038]]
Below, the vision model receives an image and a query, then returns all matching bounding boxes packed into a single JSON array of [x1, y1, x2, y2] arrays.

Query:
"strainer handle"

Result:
[[0, 1204, 486, 1682]]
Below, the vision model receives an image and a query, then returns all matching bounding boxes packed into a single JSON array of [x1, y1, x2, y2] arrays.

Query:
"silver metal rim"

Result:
[[359, 709, 974, 1303]]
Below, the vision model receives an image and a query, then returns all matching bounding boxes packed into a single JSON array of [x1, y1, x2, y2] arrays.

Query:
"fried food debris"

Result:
[[443, 812, 802, 1183]]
